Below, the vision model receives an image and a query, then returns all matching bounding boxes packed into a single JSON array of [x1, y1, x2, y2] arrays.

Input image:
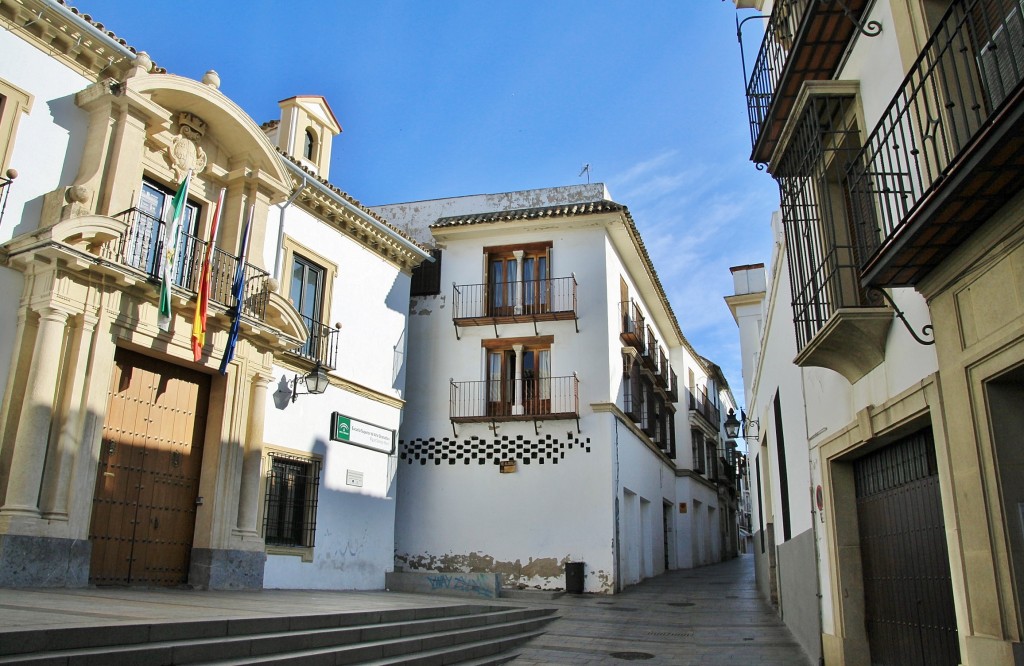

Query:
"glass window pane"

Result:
[[289, 262, 305, 310], [506, 259, 517, 304], [490, 260, 504, 307], [539, 350, 551, 399]]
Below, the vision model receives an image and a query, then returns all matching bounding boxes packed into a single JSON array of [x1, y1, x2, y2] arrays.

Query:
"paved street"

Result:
[[509, 554, 811, 665], [0, 554, 809, 665]]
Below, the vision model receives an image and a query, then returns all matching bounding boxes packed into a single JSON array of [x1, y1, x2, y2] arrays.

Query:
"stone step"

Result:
[[0, 604, 499, 659], [0, 608, 556, 665], [201, 618, 553, 665]]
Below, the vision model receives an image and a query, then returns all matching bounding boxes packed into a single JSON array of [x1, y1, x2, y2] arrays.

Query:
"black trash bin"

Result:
[[565, 561, 584, 594]]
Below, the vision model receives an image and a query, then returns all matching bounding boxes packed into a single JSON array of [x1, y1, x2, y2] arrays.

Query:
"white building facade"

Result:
[[730, 0, 1024, 663], [375, 186, 739, 594], [0, 1, 430, 590]]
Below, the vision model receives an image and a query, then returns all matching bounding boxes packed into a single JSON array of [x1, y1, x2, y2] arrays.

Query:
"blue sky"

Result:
[[93, 1, 776, 407]]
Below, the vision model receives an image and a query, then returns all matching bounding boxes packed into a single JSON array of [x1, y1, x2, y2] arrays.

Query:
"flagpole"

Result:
[[157, 169, 193, 332], [219, 204, 255, 375], [191, 187, 225, 362]]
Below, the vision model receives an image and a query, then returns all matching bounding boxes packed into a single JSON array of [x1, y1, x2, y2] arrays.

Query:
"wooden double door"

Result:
[[89, 349, 209, 586]]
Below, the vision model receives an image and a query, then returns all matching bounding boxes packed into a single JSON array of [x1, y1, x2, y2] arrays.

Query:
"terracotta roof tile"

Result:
[[56, 0, 166, 73], [433, 199, 705, 364], [276, 149, 428, 253]]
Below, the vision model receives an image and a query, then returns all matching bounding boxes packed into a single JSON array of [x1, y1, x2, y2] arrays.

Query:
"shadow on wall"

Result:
[[12, 93, 90, 238], [384, 271, 409, 394]]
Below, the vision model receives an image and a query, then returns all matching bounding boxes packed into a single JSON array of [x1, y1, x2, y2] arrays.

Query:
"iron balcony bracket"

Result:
[[824, 0, 882, 37], [869, 286, 935, 345]]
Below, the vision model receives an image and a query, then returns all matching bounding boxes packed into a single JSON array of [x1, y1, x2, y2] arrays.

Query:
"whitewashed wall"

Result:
[[395, 221, 622, 592], [0, 29, 91, 421], [259, 203, 411, 589]]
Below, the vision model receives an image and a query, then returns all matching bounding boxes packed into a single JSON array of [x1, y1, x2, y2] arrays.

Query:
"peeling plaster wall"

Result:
[[392, 191, 701, 593], [371, 183, 611, 244]]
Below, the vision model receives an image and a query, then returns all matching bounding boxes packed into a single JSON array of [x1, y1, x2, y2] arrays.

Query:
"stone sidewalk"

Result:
[[508, 554, 811, 665]]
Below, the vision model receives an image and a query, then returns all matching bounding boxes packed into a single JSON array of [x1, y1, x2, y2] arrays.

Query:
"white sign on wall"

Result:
[[330, 412, 395, 454]]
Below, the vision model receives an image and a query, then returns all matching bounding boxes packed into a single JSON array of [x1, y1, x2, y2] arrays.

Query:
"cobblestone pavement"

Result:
[[508, 554, 812, 665]]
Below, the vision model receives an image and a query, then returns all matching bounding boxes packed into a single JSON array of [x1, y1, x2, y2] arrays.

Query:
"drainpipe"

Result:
[[274, 176, 306, 283], [42, 0, 138, 61], [613, 418, 622, 592]]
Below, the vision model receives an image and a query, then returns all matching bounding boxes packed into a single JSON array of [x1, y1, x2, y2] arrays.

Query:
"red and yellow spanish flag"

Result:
[[191, 187, 225, 362]]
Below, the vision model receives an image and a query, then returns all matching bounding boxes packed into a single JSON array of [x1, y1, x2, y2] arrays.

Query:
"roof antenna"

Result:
[[578, 163, 591, 184]]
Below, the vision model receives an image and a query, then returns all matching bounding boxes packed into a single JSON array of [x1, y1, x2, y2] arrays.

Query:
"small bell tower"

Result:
[[267, 95, 342, 179]]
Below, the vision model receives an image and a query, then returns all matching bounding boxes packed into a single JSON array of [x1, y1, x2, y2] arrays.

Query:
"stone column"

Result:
[[1, 306, 69, 518], [39, 312, 97, 520], [512, 343, 525, 416], [235, 373, 270, 535], [513, 249, 524, 315]]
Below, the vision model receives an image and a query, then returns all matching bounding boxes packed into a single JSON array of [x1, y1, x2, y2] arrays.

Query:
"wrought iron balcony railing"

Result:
[[619, 300, 646, 353], [847, 0, 1024, 286], [688, 385, 721, 430], [642, 327, 660, 372], [743, 0, 872, 164], [667, 368, 679, 402], [656, 349, 669, 388], [108, 207, 271, 320], [449, 375, 580, 422], [293, 314, 340, 370], [452, 276, 577, 322]]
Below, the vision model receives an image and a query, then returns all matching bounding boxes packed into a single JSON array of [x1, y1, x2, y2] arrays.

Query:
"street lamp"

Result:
[[724, 408, 759, 441], [291, 361, 330, 402]]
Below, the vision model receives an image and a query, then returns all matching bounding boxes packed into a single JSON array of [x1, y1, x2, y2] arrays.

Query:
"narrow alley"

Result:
[[511, 554, 810, 665]]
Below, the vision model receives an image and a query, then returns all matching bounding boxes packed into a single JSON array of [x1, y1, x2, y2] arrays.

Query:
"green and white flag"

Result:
[[157, 170, 192, 332]]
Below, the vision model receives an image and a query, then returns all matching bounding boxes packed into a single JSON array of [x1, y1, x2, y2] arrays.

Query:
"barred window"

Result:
[[263, 453, 321, 548], [775, 92, 875, 351], [692, 429, 706, 474]]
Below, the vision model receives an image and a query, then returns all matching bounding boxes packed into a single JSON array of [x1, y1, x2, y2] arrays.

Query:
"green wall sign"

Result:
[[330, 412, 395, 454]]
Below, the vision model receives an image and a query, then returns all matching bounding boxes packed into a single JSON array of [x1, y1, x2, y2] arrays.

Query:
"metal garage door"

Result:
[[854, 427, 960, 665]]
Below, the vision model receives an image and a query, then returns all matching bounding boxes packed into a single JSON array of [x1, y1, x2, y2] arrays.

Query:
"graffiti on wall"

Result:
[[426, 573, 496, 598]]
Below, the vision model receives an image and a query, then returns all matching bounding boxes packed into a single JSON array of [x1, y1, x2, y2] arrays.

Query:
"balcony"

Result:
[[848, 0, 1024, 287], [655, 349, 669, 388], [449, 375, 580, 424], [744, 0, 872, 164], [666, 368, 679, 402], [688, 385, 721, 431], [109, 207, 270, 319], [619, 300, 646, 354], [623, 363, 643, 423], [642, 327, 660, 372], [292, 314, 340, 370], [452, 276, 578, 333]]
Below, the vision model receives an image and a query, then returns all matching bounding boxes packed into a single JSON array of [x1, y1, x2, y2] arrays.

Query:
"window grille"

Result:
[[775, 93, 877, 351], [263, 453, 321, 547], [692, 429, 706, 474]]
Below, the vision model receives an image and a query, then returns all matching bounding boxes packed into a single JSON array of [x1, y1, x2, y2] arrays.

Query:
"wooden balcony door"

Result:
[[487, 256, 517, 317], [486, 347, 551, 416], [487, 350, 515, 416], [89, 349, 209, 586]]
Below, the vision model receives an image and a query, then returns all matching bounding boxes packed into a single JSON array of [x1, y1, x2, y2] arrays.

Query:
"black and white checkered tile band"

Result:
[[399, 433, 592, 465]]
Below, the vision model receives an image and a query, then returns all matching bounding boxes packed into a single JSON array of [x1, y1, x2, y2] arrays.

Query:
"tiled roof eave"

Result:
[[277, 151, 432, 265]]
